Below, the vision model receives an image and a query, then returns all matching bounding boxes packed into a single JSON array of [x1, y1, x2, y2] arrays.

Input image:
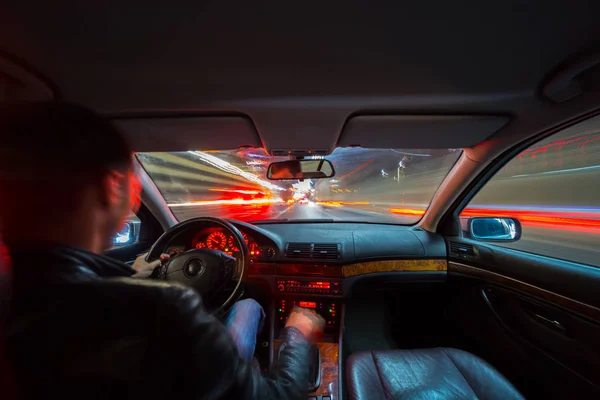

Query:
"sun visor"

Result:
[[113, 116, 263, 152], [338, 115, 510, 149]]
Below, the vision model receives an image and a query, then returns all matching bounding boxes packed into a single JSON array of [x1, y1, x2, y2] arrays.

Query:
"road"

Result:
[[171, 202, 600, 267], [172, 202, 417, 224]]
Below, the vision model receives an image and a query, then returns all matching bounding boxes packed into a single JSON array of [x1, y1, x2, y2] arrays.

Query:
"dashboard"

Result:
[[157, 219, 449, 305], [164, 220, 447, 267]]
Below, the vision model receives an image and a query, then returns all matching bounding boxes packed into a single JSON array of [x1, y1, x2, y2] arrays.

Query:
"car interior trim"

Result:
[[448, 261, 600, 321], [0, 50, 59, 102], [338, 114, 510, 148], [542, 51, 600, 103], [134, 157, 178, 230], [478, 287, 600, 391], [336, 303, 345, 400], [116, 114, 262, 152], [343, 259, 447, 277]]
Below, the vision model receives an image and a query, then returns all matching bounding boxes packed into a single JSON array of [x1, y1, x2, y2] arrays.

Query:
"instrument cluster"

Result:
[[189, 228, 276, 259]]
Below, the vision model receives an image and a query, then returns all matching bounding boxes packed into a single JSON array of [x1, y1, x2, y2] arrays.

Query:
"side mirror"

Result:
[[267, 159, 335, 180], [112, 221, 139, 246], [468, 217, 521, 242]]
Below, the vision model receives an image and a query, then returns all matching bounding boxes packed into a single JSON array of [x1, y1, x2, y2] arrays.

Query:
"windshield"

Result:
[[137, 148, 461, 224]]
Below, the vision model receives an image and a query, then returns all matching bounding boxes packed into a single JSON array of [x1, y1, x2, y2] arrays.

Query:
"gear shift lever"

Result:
[[307, 343, 322, 392], [277, 342, 321, 391]]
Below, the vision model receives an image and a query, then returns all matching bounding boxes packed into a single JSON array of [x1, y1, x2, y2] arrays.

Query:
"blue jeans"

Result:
[[223, 299, 266, 361]]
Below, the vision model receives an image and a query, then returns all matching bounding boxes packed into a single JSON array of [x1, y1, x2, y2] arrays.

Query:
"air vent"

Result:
[[313, 243, 341, 260], [448, 241, 475, 256], [285, 243, 313, 258], [284, 242, 341, 259]]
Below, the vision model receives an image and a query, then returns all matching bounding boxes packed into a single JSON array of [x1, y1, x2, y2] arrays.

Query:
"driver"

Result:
[[0, 102, 323, 399], [270, 162, 303, 180]]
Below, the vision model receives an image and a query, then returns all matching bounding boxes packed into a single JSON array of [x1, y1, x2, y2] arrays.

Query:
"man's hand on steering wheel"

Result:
[[131, 252, 170, 278]]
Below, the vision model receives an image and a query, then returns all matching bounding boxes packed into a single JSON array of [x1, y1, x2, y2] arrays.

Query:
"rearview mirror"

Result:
[[267, 159, 335, 180], [468, 217, 521, 242]]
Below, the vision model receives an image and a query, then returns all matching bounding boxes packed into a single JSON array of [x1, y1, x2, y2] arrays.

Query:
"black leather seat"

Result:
[[346, 348, 524, 400]]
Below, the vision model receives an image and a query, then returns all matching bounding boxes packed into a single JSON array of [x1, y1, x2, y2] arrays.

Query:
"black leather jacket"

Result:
[[5, 245, 310, 399]]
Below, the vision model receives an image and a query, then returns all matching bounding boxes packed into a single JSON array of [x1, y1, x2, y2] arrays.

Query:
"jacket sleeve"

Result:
[[154, 286, 310, 400]]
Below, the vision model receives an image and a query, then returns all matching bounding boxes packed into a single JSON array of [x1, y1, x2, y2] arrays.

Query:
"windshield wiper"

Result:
[[249, 218, 335, 224]]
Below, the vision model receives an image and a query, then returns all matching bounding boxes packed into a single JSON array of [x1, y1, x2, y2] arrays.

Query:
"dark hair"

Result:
[[0, 101, 131, 181], [288, 161, 302, 175]]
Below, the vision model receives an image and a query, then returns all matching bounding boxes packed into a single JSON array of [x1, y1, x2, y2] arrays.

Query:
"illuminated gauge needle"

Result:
[[206, 231, 227, 250]]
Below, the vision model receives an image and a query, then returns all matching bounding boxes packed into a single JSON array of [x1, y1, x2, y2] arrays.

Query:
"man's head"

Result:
[[0, 102, 140, 252]]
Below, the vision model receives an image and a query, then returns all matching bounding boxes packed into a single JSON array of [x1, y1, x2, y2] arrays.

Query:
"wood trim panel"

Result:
[[273, 341, 339, 397], [449, 262, 600, 321], [343, 259, 447, 277]]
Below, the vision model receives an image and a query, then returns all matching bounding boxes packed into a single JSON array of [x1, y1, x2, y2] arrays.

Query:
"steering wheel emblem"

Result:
[[184, 258, 205, 277]]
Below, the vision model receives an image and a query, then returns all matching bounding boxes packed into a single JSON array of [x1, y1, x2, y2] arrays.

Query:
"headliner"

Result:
[[1, 1, 600, 152]]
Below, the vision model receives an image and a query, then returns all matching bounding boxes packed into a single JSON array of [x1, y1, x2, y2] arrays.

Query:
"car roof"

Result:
[[2, 1, 600, 154]]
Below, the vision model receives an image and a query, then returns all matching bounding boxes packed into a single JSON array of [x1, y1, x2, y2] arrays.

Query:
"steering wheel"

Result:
[[145, 217, 248, 315]]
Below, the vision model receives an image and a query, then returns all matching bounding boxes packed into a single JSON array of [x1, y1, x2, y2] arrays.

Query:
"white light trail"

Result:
[[187, 151, 285, 191]]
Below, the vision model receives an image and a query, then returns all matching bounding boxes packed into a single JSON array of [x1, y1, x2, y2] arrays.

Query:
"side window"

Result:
[[461, 114, 600, 268], [110, 211, 141, 248]]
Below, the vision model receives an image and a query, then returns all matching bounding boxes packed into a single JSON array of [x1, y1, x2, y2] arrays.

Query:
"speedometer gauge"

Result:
[[206, 231, 227, 250]]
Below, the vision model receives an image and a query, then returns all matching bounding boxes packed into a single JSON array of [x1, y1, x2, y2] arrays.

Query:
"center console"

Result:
[[274, 277, 343, 337], [276, 297, 341, 334], [269, 271, 344, 399], [275, 277, 342, 338], [276, 278, 342, 295]]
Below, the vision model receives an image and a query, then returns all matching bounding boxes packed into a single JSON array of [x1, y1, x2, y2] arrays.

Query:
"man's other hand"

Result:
[[285, 307, 325, 340], [131, 252, 170, 278]]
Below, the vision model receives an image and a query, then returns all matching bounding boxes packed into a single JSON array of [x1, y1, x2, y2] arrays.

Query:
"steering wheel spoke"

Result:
[[221, 253, 237, 275]]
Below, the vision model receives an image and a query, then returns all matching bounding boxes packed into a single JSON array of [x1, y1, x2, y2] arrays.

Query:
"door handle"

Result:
[[530, 312, 566, 332]]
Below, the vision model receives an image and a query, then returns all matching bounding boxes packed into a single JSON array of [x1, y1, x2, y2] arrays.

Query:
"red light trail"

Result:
[[389, 207, 600, 234]]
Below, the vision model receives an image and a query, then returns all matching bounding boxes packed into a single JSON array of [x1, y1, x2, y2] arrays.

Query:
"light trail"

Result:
[[317, 201, 370, 207], [208, 188, 264, 195], [169, 198, 284, 207], [388, 207, 600, 233], [187, 150, 285, 192]]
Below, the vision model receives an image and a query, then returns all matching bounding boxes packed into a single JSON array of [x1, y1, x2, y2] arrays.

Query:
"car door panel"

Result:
[[448, 237, 600, 309], [446, 238, 600, 398], [482, 286, 600, 385]]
